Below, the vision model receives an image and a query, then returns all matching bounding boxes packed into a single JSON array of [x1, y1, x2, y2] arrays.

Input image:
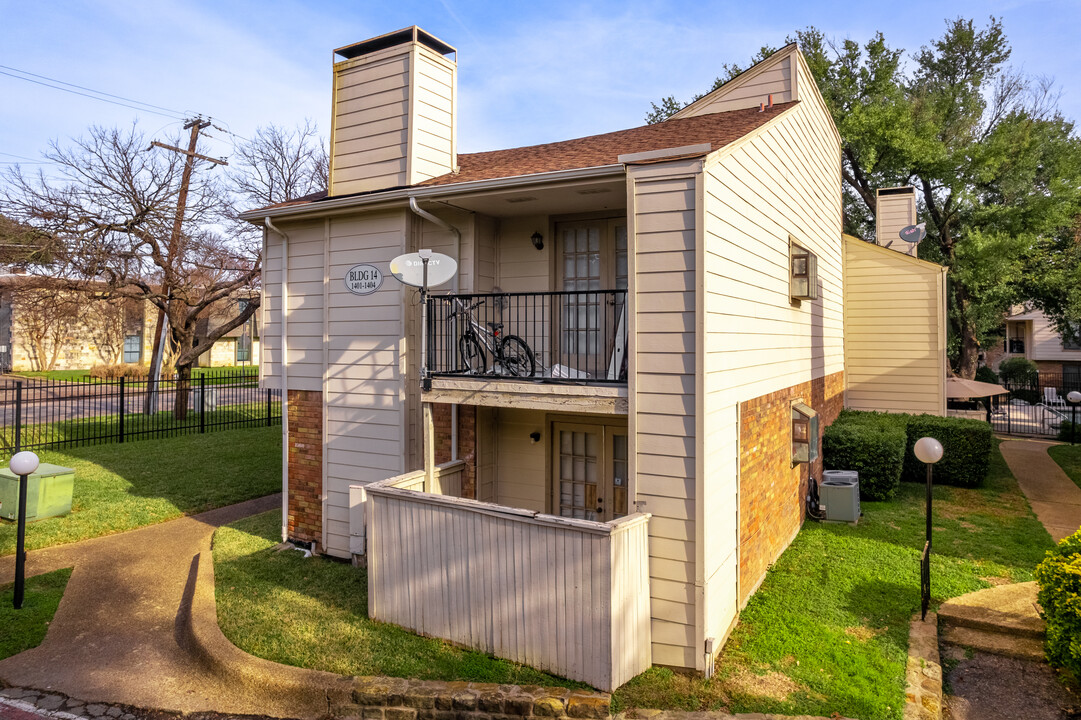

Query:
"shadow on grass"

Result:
[[0, 425, 282, 556]]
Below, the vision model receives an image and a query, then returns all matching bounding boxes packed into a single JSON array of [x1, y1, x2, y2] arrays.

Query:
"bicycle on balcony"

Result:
[[452, 298, 536, 378]]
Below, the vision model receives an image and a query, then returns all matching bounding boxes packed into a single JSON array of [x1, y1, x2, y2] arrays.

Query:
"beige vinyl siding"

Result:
[[323, 210, 410, 557], [875, 191, 916, 246], [331, 49, 411, 195], [477, 405, 498, 502], [1021, 311, 1081, 362], [493, 407, 547, 512], [844, 236, 946, 414], [409, 45, 456, 183], [497, 215, 551, 292], [700, 67, 843, 652], [671, 50, 794, 119], [261, 230, 282, 388], [628, 159, 701, 670]]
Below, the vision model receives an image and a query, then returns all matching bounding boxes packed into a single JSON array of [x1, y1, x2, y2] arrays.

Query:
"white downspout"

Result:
[[408, 197, 461, 463], [266, 216, 290, 542]]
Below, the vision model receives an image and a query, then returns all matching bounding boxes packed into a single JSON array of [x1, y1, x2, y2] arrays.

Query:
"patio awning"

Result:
[[946, 377, 1010, 399]]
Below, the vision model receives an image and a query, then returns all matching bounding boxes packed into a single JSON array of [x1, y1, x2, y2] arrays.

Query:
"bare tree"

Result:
[[12, 279, 82, 372], [229, 120, 328, 207], [0, 123, 260, 416]]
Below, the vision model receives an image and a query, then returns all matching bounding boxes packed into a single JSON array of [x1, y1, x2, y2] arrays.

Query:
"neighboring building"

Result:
[[0, 273, 259, 373], [193, 295, 261, 368], [842, 186, 948, 416], [242, 27, 943, 690], [999, 307, 1081, 380]]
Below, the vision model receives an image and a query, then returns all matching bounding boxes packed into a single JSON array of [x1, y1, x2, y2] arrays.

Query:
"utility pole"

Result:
[[143, 118, 228, 414]]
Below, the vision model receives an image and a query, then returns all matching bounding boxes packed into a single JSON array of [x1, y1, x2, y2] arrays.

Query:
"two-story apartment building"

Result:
[[241, 27, 944, 691]]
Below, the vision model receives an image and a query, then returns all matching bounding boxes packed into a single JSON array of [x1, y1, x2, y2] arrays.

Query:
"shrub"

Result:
[[999, 357, 1038, 386], [1036, 530, 1081, 679], [1058, 421, 1081, 443], [89, 364, 145, 379], [974, 365, 999, 384], [822, 421, 906, 500], [901, 414, 992, 488]]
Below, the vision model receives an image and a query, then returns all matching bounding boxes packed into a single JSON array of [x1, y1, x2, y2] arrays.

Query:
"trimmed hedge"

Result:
[[1036, 530, 1081, 679], [901, 414, 992, 488], [822, 421, 906, 500], [822, 410, 992, 494]]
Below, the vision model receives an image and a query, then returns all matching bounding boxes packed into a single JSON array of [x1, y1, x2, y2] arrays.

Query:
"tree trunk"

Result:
[[953, 287, 980, 379], [174, 363, 192, 421]]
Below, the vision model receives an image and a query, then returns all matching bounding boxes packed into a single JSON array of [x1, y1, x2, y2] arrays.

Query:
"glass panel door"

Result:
[[555, 424, 602, 520], [553, 421, 629, 521]]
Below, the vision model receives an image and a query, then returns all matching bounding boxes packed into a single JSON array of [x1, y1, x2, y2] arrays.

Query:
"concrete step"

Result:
[[941, 625, 1046, 662], [938, 581, 1045, 640]]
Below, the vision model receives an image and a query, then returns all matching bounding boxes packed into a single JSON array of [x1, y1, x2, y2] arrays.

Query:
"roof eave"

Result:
[[238, 164, 626, 223]]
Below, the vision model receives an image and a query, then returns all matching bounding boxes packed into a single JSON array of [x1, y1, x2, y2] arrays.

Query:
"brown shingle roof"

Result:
[[256, 102, 797, 211], [420, 101, 797, 187]]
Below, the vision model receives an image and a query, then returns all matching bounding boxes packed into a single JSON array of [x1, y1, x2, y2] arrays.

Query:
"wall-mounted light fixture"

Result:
[[790, 238, 818, 301], [529, 431, 541, 443], [531, 231, 544, 251], [791, 401, 819, 464]]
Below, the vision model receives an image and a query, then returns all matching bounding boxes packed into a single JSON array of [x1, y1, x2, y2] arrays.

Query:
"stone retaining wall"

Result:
[[334, 678, 609, 720]]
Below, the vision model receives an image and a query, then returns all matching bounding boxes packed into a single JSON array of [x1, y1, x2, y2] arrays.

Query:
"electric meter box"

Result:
[[820, 470, 860, 524], [0, 463, 75, 521]]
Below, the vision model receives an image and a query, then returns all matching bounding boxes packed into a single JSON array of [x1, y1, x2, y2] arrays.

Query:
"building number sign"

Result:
[[344, 264, 383, 296]]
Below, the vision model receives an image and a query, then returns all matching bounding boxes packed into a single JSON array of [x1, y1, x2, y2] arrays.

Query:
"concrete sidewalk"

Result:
[[999, 438, 1081, 542], [0, 494, 342, 720]]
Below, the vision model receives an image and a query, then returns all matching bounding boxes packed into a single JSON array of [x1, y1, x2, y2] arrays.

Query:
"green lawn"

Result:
[[1048, 443, 1081, 489], [214, 511, 588, 688], [10, 366, 258, 383], [3, 402, 279, 452], [612, 440, 1053, 719], [0, 568, 71, 660], [0, 425, 280, 556]]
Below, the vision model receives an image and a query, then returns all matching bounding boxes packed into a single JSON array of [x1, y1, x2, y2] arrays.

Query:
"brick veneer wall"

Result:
[[738, 370, 844, 606], [287, 389, 323, 549], [432, 403, 476, 498]]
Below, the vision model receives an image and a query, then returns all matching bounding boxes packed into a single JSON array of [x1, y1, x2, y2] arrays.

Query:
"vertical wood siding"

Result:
[[675, 52, 794, 117], [366, 480, 651, 692], [844, 237, 945, 415]]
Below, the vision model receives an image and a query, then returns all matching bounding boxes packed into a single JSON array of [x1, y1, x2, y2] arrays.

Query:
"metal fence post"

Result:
[[13, 381, 21, 452], [199, 374, 206, 434], [119, 377, 125, 443], [267, 388, 272, 427]]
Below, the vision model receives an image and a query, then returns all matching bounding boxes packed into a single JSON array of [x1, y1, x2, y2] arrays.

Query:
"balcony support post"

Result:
[[423, 402, 435, 492]]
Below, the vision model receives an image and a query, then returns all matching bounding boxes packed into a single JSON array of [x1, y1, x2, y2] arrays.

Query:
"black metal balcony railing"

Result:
[[426, 290, 628, 384], [1007, 339, 1025, 354]]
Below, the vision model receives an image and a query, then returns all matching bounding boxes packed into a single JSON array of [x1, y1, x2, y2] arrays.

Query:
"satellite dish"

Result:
[[389, 251, 457, 288], [899, 223, 927, 245]]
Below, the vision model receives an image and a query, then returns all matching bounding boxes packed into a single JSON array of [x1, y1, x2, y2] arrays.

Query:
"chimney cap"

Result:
[[335, 26, 456, 61]]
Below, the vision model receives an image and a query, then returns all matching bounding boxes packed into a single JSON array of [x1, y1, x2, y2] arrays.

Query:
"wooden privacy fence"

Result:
[[362, 471, 651, 691]]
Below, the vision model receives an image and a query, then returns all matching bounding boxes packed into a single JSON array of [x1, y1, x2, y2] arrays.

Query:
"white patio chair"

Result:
[[1045, 386, 1067, 408]]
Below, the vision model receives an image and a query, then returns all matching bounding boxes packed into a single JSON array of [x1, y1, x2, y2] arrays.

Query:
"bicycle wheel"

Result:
[[500, 335, 536, 377], [459, 335, 486, 375]]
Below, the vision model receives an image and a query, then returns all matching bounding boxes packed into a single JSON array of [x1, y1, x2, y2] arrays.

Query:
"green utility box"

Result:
[[0, 463, 75, 521]]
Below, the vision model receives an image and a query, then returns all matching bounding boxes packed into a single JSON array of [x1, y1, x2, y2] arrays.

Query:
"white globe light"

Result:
[[9, 451, 39, 477], [914, 437, 943, 465], [1069, 391, 1081, 404]]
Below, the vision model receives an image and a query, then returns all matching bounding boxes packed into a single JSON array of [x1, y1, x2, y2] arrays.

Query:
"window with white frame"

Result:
[[123, 334, 141, 364]]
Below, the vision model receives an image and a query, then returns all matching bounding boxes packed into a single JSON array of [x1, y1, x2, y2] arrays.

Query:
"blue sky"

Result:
[[1, 0, 1078, 169]]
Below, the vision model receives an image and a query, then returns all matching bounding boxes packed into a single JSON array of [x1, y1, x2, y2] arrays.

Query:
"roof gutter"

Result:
[[239, 164, 625, 223]]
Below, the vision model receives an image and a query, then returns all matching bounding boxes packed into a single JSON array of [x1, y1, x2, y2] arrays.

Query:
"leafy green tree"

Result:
[[647, 18, 1081, 378]]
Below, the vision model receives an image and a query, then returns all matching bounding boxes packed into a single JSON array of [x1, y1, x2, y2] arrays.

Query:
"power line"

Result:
[[0, 151, 43, 162], [0, 63, 188, 117], [0, 67, 186, 120]]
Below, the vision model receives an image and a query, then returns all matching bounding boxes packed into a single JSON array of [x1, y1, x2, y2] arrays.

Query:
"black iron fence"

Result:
[[0, 370, 281, 452], [988, 372, 1081, 437], [425, 289, 628, 384]]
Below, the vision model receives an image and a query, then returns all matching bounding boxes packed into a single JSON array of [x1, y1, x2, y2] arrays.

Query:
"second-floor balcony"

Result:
[[425, 289, 628, 388]]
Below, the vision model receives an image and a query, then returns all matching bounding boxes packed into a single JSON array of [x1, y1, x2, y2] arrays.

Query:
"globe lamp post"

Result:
[[1068, 391, 1081, 445], [914, 437, 942, 620], [10, 450, 39, 610]]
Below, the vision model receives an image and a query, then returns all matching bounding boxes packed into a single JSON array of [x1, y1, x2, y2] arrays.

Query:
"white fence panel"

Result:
[[365, 484, 651, 691]]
